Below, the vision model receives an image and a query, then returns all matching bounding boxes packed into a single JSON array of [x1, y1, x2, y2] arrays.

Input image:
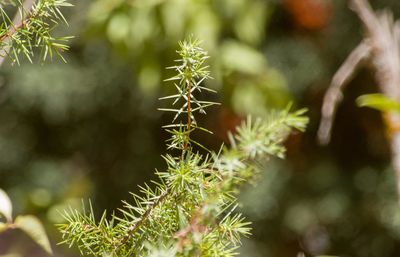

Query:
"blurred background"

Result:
[[1, 0, 400, 256]]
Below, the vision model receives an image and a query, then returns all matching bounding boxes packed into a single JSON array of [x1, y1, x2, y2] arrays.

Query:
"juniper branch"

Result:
[[0, 0, 35, 66], [116, 188, 171, 250], [58, 38, 308, 257], [0, 0, 72, 65]]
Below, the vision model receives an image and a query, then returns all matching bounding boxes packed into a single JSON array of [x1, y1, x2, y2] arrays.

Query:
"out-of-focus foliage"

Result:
[[0, 189, 52, 254], [2, 0, 400, 257], [86, 0, 291, 115], [0, 188, 12, 223]]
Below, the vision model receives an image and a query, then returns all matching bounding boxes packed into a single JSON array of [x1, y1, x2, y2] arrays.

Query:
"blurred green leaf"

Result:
[[0, 189, 12, 223], [161, 0, 187, 38], [106, 13, 131, 43], [220, 40, 267, 75], [234, 1, 270, 45], [15, 215, 53, 255], [356, 93, 400, 112]]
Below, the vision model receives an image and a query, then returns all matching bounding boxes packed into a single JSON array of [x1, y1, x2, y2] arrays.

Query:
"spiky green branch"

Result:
[[0, 0, 72, 65], [58, 38, 308, 257]]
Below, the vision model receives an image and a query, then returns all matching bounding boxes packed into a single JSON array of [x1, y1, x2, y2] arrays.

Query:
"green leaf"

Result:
[[15, 215, 53, 255], [0, 189, 12, 222], [356, 93, 400, 112]]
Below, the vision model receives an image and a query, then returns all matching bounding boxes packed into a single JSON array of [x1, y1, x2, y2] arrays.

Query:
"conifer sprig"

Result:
[[57, 38, 308, 257], [159, 37, 218, 152], [0, 0, 72, 64]]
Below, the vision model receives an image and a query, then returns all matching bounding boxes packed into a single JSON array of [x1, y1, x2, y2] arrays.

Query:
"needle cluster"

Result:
[[159, 37, 218, 152], [57, 38, 308, 257], [0, 0, 72, 64]]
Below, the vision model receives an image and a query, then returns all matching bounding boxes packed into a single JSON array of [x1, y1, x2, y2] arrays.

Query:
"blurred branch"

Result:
[[318, 41, 371, 144], [0, 0, 36, 66], [319, 0, 400, 200]]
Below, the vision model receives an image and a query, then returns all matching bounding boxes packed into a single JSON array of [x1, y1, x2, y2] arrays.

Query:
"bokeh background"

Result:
[[1, 0, 400, 256]]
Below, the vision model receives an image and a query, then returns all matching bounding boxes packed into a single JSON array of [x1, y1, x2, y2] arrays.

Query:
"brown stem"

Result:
[[187, 80, 192, 131], [115, 188, 171, 250], [185, 79, 192, 150], [0, 222, 17, 234], [115, 77, 194, 251]]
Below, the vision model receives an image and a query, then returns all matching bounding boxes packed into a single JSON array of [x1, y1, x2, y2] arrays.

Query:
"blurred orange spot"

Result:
[[217, 107, 242, 143], [284, 0, 333, 30], [383, 113, 400, 139]]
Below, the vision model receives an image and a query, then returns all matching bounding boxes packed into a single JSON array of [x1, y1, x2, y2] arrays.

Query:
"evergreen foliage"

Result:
[[57, 38, 308, 256], [0, 0, 71, 254], [0, 0, 72, 64]]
